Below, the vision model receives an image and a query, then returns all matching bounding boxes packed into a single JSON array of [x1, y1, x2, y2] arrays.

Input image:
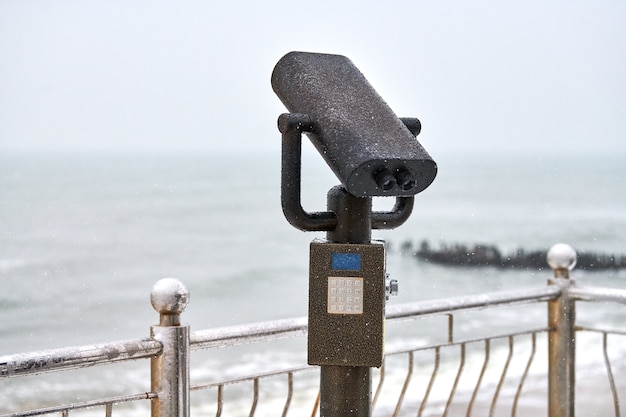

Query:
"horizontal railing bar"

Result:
[[386, 286, 561, 321], [384, 327, 550, 356], [0, 338, 162, 380], [191, 327, 552, 391], [569, 286, 626, 305], [190, 287, 560, 351], [6, 321, 613, 417], [2, 282, 624, 417], [190, 317, 308, 351], [1, 287, 560, 380], [577, 326, 626, 336], [190, 365, 315, 391], [0, 392, 157, 417]]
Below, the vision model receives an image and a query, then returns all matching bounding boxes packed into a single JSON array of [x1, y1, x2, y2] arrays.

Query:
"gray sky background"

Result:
[[1, 0, 624, 156]]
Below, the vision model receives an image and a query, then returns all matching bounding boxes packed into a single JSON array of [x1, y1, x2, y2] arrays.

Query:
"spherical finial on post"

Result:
[[151, 278, 189, 326], [547, 243, 577, 278]]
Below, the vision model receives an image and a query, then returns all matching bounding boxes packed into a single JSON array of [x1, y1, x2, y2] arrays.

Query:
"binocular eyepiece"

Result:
[[272, 51, 437, 198], [374, 167, 417, 192]]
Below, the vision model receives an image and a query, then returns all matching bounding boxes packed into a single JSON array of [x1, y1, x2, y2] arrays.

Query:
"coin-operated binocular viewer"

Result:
[[272, 52, 437, 417]]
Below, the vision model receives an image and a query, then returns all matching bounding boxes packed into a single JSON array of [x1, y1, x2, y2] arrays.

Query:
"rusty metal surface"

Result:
[[0, 287, 560, 380], [1, 286, 624, 417], [151, 325, 189, 417], [569, 285, 626, 304], [189, 316, 308, 350], [0, 392, 157, 417], [548, 277, 576, 417], [0, 250, 626, 417], [0, 338, 161, 379], [385, 285, 561, 320]]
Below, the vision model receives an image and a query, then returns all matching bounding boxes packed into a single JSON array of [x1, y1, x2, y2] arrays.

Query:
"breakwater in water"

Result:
[[395, 240, 626, 271]]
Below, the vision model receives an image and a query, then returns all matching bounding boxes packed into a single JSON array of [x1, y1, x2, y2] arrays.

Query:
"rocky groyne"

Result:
[[395, 240, 626, 271]]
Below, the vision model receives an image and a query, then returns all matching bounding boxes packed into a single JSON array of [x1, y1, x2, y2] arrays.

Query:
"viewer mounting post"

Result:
[[272, 51, 437, 417]]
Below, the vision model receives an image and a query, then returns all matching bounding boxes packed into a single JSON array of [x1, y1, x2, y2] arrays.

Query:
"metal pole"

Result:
[[150, 278, 190, 417], [321, 186, 372, 417], [546, 244, 577, 417]]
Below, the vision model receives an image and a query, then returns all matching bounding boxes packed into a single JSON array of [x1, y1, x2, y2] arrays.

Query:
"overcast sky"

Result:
[[1, 0, 624, 156]]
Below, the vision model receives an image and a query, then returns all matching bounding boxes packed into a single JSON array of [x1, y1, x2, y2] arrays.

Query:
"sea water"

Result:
[[1, 149, 625, 414]]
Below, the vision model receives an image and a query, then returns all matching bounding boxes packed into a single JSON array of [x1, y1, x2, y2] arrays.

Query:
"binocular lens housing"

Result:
[[395, 169, 416, 191], [374, 169, 397, 191], [374, 168, 417, 192], [272, 52, 437, 197]]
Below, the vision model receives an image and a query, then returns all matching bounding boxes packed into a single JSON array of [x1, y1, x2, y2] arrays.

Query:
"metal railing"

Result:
[[2, 244, 626, 417]]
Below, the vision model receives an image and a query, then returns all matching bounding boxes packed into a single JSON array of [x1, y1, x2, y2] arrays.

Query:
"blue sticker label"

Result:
[[331, 253, 362, 271]]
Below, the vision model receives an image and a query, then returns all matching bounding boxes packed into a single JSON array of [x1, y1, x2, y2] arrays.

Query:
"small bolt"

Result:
[[389, 279, 399, 296], [385, 276, 399, 300]]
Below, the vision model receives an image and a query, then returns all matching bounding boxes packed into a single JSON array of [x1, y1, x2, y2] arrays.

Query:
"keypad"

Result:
[[327, 277, 363, 315]]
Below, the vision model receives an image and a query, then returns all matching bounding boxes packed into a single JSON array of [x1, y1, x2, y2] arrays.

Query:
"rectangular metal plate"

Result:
[[308, 239, 385, 367]]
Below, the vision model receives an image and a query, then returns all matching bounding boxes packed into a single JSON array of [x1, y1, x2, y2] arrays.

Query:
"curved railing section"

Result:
[[1, 244, 626, 417]]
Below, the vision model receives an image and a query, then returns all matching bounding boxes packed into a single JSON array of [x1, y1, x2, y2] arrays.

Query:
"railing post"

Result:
[[547, 244, 577, 417], [150, 278, 190, 417]]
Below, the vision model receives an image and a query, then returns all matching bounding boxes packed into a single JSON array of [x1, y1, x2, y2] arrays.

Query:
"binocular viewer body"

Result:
[[272, 51, 437, 198], [272, 52, 438, 416]]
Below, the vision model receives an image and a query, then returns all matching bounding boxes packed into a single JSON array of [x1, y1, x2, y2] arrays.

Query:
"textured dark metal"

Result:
[[371, 196, 414, 230], [314, 186, 385, 417], [272, 51, 437, 198], [320, 366, 371, 417], [278, 113, 416, 232], [308, 239, 385, 367], [279, 113, 338, 232], [326, 186, 371, 244], [272, 51, 438, 417]]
